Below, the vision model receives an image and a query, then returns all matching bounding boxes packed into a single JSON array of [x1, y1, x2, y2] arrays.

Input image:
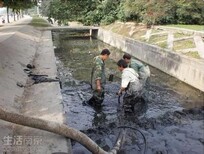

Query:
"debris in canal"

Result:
[[23, 66, 61, 85]]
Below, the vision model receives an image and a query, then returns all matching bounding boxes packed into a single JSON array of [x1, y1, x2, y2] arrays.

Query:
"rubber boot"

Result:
[[88, 96, 96, 106], [83, 96, 95, 106]]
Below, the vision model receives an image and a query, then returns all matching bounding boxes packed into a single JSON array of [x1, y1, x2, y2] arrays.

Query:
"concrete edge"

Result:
[[97, 28, 204, 92], [0, 22, 72, 153]]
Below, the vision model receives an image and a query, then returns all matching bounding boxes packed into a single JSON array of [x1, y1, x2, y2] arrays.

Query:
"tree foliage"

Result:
[[121, 0, 145, 22], [2, 0, 37, 23], [41, 0, 204, 26], [47, 0, 69, 25], [176, 0, 204, 24], [3, 0, 37, 10], [121, 0, 204, 25], [44, 0, 94, 25], [81, 0, 120, 25]]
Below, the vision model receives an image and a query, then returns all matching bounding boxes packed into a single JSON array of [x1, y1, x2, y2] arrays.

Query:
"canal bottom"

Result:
[[53, 34, 204, 154]]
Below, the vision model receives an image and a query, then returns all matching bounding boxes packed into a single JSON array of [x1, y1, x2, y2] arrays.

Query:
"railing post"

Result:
[[90, 29, 92, 37]]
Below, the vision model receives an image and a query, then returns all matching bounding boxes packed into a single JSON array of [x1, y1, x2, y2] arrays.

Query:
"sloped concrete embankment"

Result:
[[97, 29, 204, 92], [0, 25, 71, 153]]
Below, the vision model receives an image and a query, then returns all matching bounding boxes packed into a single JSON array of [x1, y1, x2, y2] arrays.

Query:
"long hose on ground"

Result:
[[117, 95, 147, 154], [118, 126, 147, 154]]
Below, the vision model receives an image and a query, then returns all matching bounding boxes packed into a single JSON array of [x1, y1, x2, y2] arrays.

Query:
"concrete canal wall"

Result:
[[97, 28, 204, 92]]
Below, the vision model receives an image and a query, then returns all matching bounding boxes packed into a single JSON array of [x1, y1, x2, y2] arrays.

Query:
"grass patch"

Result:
[[103, 22, 125, 33], [29, 17, 51, 27], [109, 24, 122, 33], [149, 34, 168, 44], [174, 32, 191, 38], [152, 29, 163, 34], [132, 30, 146, 40], [115, 26, 131, 36], [139, 37, 147, 42], [157, 41, 167, 48], [165, 24, 204, 31], [173, 39, 195, 50], [184, 51, 200, 59]]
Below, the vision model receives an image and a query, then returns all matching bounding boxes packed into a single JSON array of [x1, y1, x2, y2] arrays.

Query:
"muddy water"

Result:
[[53, 31, 204, 154]]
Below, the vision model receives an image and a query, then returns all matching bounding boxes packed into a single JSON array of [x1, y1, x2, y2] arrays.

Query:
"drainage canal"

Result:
[[52, 30, 204, 154]]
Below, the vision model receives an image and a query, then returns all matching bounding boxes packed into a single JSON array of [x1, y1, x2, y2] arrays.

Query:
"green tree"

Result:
[[119, 0, 171, 25], [40, 0, 51, 16], [3, 0, 37, 23], [176, 0, 204, 24], [82, 0, 120, 25], [41, 0, 204, 26], [48, 0, 68, 25], [157, 0, 178, 24], [121, 0, 145, 22], [47, 0, 94, 25], [143, 0, 170, 26]]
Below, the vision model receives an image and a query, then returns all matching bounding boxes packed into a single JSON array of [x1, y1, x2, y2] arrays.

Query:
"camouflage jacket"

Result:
[[91, 56, 106, 89], [130, 58, 150, 81], [129, 59, 144, 74]]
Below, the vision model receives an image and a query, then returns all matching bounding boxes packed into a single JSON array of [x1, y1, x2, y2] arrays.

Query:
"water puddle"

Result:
[[53, 31, 204, 154]]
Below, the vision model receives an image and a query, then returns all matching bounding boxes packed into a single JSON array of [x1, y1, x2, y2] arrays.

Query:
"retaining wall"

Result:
[[97, 28, 204, 92]]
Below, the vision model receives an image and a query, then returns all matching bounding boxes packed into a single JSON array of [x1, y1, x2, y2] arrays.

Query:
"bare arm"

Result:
[[96, 79, 101, 92], [117, 87, 126, 95]]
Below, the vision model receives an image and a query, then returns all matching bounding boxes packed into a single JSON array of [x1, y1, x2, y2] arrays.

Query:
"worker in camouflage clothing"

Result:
[[86, 49, 110, 107], [123, 53, 150, 88]]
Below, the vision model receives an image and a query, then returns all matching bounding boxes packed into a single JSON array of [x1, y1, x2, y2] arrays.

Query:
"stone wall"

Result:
[[97, 28, 204, 92]]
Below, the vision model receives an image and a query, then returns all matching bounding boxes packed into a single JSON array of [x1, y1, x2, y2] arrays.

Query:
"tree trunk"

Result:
[[7, 7, 10, 23], [13, 9, 16, 21], [0, 107, 125, 154]]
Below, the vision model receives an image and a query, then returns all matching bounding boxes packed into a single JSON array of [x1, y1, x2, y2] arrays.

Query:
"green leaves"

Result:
[[176, 0, 204, 24], [41, 0, 204, 26], [3, 0, 37, 10], [121, 0, 204, 25]]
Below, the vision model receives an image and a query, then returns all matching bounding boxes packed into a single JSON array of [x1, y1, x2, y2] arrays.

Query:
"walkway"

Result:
[[0, 16, 71, 154]]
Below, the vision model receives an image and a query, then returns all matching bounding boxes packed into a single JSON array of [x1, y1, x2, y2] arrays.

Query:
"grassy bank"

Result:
[[165, 25, 204, 31], [29, 17, 51, 27], [103, 22, 203, 59]]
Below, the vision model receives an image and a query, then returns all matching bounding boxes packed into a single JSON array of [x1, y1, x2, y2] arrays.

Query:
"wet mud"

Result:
[[53, 31, 204, 154]]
